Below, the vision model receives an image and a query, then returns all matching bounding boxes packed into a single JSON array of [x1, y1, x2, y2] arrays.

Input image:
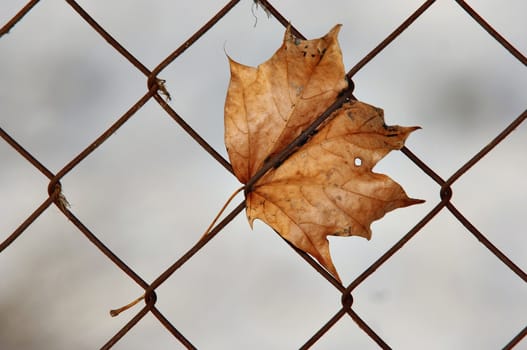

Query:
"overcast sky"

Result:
[[1, 1, 526, 349]]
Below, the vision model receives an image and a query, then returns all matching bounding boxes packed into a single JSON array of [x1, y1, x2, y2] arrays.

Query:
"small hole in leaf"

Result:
[[354, 157, 362, 167]]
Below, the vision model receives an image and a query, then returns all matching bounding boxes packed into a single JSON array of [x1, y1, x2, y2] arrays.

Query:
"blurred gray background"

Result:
[[1, 1, 526, 349]]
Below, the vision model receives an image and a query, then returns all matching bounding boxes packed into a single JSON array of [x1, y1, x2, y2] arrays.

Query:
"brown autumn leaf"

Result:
[[224, 25, 423, 282], [225, 25, 348, 184]]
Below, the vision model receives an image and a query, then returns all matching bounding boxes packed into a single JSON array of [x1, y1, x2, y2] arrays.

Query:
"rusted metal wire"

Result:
[[0, 0, 39, 37], [1, 1, 525, 349], [347, 0, 437, 78], [456, 0, 527, 65]]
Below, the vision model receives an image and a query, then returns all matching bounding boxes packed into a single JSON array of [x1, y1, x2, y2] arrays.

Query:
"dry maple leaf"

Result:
[[224, 25, 423, 282], [225, 25, 348, 184]]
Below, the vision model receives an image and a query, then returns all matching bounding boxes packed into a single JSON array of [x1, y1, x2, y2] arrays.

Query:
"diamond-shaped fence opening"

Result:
[[1, 1, 525, 349]]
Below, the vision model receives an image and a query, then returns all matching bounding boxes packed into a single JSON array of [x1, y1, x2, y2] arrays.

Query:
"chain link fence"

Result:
[[1, 0, 526, 349]]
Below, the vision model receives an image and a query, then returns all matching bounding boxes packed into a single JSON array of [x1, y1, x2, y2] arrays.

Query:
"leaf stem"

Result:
[[109, 293, 145, 317], [200, 185, 245, 239], [109, 186, 245, 317]]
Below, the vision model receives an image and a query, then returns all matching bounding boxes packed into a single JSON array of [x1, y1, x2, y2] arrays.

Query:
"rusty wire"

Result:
[[1, 0, 526, 349]]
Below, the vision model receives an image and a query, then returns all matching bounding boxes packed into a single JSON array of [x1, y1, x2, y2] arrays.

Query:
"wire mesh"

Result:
[[1, 0, 525, 349]]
